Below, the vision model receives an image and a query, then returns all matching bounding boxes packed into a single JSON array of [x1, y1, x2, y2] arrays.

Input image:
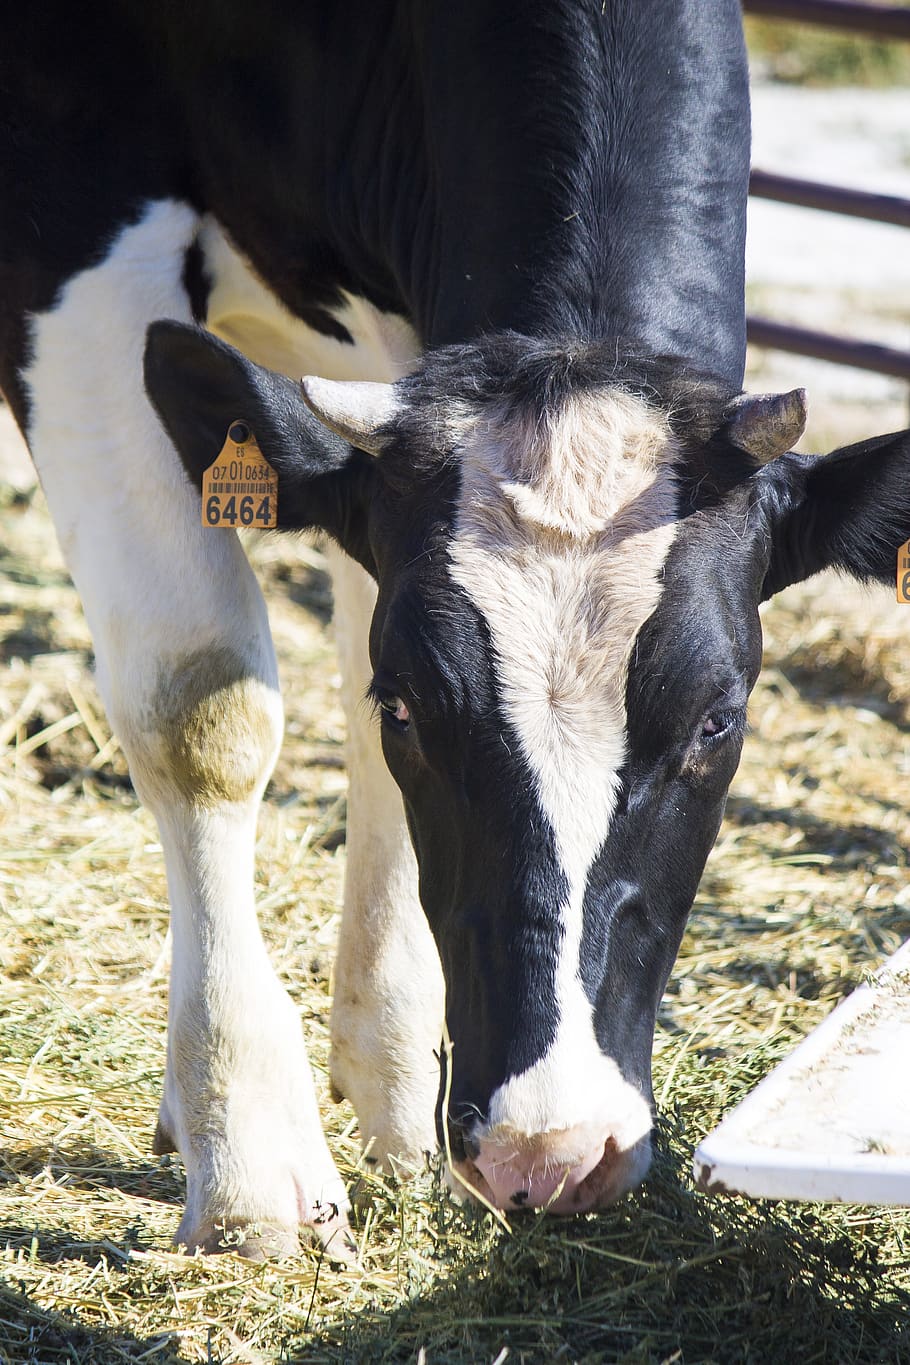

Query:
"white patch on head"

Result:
[[494, 388, 674, 538], [449, 386, 678, 1145]]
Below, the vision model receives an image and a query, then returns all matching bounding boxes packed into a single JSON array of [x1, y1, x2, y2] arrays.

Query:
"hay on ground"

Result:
[[1, 415, 909, 1364]]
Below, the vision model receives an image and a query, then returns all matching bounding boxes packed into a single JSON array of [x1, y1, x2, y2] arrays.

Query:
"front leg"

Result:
[[151, 801, 351, 1258], [327, 548, 445, 1171], [20, 199, 352, 1258]]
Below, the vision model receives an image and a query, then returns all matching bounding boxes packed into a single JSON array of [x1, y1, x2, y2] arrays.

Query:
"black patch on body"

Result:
[[182, 240, 213, 325], [1, 0, 750, 433], [0, 2, 179, 428]]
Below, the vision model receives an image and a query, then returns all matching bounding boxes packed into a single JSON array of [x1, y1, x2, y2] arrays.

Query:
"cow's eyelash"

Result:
[[366, 679, 402, 706], [366, 681, 411, 728], [699, 708, 747, 744], [365, 681, 384, 715]]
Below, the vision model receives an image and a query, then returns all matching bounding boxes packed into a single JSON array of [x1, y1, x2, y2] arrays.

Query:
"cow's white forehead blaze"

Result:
[[450, 387, 678, 876], [449, 386, 679, 1143]]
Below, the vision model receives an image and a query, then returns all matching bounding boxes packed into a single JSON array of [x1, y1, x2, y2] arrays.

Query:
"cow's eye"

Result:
[[375, 690, 411, 728], [699, 710, 739, 743]]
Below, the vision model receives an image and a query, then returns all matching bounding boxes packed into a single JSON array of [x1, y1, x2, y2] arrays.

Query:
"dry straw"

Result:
[[1, 436, 909, 1362]]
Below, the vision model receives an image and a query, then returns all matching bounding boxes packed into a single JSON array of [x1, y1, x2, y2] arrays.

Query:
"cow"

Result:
[[2, 0, 909, 1261]]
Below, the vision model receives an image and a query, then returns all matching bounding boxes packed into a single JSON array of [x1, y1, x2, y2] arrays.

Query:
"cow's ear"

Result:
[[143, 321, 381, 575], [758, 428, 910, 599]]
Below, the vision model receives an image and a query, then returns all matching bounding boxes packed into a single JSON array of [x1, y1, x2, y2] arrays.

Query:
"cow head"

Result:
[[145, 322, 910, 1212]]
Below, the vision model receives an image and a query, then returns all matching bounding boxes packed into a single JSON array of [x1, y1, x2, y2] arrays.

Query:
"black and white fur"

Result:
[[2, 0, 909, 1247]]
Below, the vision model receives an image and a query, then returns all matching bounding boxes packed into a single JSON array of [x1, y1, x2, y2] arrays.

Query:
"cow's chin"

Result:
[[446, 1131, 653, 1216]]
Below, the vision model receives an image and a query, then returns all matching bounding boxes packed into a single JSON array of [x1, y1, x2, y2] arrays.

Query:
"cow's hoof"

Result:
[[175, 1198, 357, 1265], [307, 1203, 360, 1265], [179, 1218, 301, 1261]]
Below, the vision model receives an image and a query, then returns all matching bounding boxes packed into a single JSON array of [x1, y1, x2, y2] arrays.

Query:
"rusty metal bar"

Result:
[[742, 0, 910, 41], [747, 317, 910, 379], [750, 170, 910, 228]]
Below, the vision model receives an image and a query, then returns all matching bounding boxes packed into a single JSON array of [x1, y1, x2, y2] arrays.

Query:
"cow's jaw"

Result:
[[443, 387, 678, 1210]]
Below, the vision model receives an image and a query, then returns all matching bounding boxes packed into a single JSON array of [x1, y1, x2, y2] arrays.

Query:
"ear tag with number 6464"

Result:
[[898, 539, 910, 605], [201, 421, 278, 529]]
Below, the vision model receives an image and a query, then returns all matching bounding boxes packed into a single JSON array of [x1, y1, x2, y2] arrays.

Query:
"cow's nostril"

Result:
[[511, 1189, 529, 1206]]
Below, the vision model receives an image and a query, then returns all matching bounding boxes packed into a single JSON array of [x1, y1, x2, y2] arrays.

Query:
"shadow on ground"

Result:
[[0, 1144, 184, 1206], [770, 648, 910, 732], [296, 1136, 910, 1364], [723, 792, 905, 865], [0, 1280, 188, 1364]]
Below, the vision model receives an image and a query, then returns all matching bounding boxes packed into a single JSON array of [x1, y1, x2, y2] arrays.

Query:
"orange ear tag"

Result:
[[201, 421, 278, 529], [898, 539, 910, 605]]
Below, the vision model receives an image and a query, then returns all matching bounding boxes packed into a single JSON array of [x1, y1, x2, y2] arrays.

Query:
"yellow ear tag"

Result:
[[898, 539, 910, 605], [201, 421, 278, 529]]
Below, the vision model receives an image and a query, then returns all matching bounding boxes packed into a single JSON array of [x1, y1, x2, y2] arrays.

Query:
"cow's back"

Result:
[[2, 0, 750, 401]]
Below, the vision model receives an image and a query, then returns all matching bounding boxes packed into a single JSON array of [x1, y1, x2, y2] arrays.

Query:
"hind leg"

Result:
[[326, 547, 444, 1172], [18, 199, 351, 1258], [195, 223, 446, 1173]]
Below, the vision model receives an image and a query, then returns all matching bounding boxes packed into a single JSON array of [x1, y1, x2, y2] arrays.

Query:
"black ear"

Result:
[[143, 321, 380, 574], [758, 428, 910, 599]]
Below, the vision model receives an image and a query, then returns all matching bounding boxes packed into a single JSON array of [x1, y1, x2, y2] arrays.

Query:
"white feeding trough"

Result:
[[694, 940, 910, 1205]]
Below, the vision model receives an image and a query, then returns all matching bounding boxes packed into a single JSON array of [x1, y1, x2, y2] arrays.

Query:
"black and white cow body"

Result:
[[3, 1, 909, 1252]]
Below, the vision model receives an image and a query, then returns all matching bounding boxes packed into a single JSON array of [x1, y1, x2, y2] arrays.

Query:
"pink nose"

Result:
[[472, 1132, 609, 1213]]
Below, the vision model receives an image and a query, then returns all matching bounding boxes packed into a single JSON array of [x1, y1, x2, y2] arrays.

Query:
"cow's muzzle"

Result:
[[449, 1120, 652, 1214]]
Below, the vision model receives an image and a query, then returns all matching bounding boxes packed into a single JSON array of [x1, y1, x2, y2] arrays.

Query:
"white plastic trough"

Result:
[[693, 939, 910, 1205]]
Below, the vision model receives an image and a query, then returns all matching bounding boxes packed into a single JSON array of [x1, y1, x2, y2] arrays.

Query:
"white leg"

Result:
[[326, 547, 444, 1170], [22, 200, 351, 1258]]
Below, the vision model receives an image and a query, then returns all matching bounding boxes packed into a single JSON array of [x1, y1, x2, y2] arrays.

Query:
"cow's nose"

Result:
[[470, 1126, 618, 1213]]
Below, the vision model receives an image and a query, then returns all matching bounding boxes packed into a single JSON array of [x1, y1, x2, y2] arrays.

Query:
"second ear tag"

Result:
[[898, 539, 910, 605], [201, 421, 278, 529]]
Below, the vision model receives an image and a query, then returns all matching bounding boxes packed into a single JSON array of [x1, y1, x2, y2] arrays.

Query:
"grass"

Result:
[[2, 409, 910, 1362]]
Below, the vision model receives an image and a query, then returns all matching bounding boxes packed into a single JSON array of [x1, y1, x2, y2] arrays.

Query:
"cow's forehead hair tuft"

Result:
[[467, 386, 674, 539], [389, 332, 738, 462]]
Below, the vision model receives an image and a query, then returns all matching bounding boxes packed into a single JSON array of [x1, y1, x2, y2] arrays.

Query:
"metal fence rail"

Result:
[[749, 170, 910, 229], [742, 1, 910, 382], [747, 318, 910, 379]]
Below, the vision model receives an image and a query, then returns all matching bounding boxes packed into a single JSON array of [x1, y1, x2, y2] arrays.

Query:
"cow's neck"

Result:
[[355, 1, 748, 386], [397, 3, 748, 380], [128, 0, 749, 384]]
